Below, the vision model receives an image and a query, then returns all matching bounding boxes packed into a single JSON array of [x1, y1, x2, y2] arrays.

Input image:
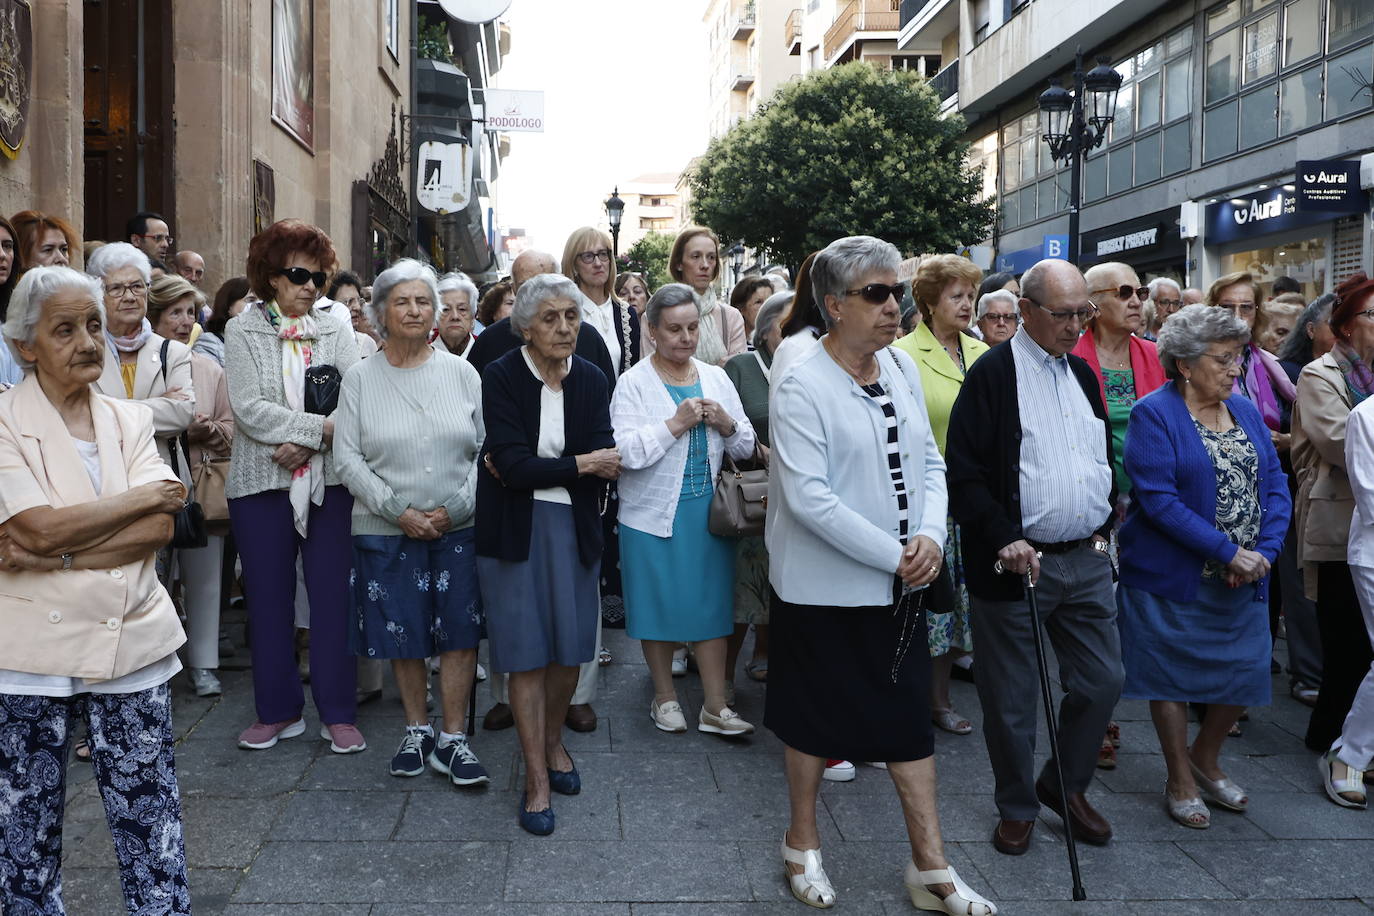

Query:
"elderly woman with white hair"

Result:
[[766, 236, 995, 913], [975, 289, 1020, 347], [334, 259, 488, 785], [436, 271, 479, 358], [87, 242, 195, 479], [475, 273, 620, 835], [0, 266, 191, 913], [1144, 277, 1184, 340], [614, 283, 757, 737], [1117, 304, 1290, 828]]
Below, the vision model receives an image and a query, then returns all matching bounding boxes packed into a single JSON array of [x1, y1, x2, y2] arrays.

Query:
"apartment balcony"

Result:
[[732, 2, 757, 40], [927, 58, 958, 103], [824, 0, 902, 64], [732, 71, 756, 91], [897, 0, 956, 52], [785, 9, 802, 55]]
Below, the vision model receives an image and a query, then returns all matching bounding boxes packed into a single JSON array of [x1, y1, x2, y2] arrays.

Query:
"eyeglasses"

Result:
[[1218, 301, 1257, 315], [104, 281, 148, 299], [1154, 298, 1182, 309], [1356, 308, 1374, 321], [141, 234, 173, 245], [982, 313, 1019, 324], [277, 267, 328, 288], [575, 249, 613, 265], [1202, 351, 1241, 368], [844, 282, 907, 305], [1091, 285, 1150, 302], [1027, 297, 1098, 324]]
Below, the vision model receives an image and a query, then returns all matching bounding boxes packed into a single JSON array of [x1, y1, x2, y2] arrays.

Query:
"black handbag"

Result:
[[303, 364, 342, 415], [160, 340, 208, 550]]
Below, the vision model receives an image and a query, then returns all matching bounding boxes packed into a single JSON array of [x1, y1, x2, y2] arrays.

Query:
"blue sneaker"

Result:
[[389, 727, 435, 777], [428, 734, 490, 786], [518, 793, 555, 836], [548, 750, 581, 796]]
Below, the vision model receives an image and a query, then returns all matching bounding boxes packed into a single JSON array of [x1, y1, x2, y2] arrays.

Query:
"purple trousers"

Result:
[[229, 485, 357, 725]]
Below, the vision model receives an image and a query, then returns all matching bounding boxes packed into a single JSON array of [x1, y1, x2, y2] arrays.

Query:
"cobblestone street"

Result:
[[52, 625, 1374, 914]]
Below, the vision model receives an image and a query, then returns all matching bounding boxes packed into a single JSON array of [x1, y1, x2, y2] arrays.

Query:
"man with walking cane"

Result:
[[946, 258, 1124, 861]]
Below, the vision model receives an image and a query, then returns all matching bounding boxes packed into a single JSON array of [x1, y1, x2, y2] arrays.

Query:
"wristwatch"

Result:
[[1090, 539, 1109, 554], [61, 553, 73, 570]]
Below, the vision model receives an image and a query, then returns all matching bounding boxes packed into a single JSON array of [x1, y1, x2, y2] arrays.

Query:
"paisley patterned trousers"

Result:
[[0, 683, 190, 915]]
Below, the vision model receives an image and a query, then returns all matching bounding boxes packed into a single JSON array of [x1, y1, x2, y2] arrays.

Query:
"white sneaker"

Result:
[[650, 699, 688, 733], [698, 706, 755, 737], [671, 647, 688, 677], [823, 759, 856, 782], [188, 668, 221, 697]]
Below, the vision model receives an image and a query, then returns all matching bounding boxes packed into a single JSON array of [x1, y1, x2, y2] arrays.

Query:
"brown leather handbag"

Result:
[[708, 449, 768, 538]]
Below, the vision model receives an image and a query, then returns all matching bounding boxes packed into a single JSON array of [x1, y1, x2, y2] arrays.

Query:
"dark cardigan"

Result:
[[475, 350, 615, 567], [946, 339, 1118, 601], [468, 316, 617, 390]]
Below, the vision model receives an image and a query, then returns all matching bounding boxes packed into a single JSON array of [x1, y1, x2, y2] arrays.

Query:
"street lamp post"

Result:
[[1037, 48, 1123, 264], [727, 242, 746, 286], [605, 187, 625, 259]]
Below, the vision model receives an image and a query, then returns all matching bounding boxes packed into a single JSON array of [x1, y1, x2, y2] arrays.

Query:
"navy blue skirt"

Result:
[[1119, 580, 1272, 706], [350, 527, 484, 659]]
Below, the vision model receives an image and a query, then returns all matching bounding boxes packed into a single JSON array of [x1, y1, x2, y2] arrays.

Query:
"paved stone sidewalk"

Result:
[[59, 627, 1374, 914]]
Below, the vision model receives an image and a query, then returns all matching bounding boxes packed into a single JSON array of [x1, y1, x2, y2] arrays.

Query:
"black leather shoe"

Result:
[[483, 702, 514, 731]]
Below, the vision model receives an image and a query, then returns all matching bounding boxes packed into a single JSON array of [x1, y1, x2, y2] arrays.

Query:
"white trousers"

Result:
[[489, 617, 601, 706], [178, 534, 225, 670], [1335, 564, 1374, 770]]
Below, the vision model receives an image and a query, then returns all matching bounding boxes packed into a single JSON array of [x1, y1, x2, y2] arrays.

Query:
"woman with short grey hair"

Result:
[[475, 270, 619, 834], [335, 257, 488, 786], [1145, 277, 1184, 339], [1118, 304, 1290, 828], [975, 289, 1020, 346], [806, 235, 902, 322], [613, 282, 757, 737], [436, 272, 479, 358]]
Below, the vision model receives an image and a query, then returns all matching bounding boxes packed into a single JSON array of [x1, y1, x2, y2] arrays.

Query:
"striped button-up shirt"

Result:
[[1010, 327, 1112, 542]]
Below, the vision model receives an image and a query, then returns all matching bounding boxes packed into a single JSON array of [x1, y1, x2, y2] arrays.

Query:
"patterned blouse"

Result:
[[1192, 417, 1261, 580]]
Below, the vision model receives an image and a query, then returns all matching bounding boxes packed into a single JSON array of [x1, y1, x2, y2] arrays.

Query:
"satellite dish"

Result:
[[437, 0, 512, 23]]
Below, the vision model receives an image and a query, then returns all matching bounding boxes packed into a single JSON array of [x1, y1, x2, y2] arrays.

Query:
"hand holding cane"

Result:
[[994, 555, 1089, 902]]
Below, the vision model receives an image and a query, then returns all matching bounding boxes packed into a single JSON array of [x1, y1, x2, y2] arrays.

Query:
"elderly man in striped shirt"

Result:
[[945, 258, 1124, 857]]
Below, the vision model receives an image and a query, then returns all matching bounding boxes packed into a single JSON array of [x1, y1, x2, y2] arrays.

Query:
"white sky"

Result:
[[493, 0, 708, 253]]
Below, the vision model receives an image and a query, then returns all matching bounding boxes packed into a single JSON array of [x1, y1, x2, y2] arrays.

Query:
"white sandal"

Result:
[[904, 861, 997, 915], [1320, 750, 1368, 809], [1189, 760, 1248, 812], [1164, 788, 1211, 829], [781, 835, 836, 908]]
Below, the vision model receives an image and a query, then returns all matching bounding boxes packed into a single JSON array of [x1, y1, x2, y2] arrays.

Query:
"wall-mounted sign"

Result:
[[0, 0, 31, 160], [1296, 160, 1370, 212], [438, 0, 511, 23], [1079, 208, 1186, 268], [1203, 188, 1344, 245], [482, 89, 544, 133], [995, 236, 1067, 274], [416, 139, 473, 214]]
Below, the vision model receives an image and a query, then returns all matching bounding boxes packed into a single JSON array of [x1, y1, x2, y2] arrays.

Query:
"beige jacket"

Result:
[[0, 377, 185, 679], [1291, 352, 1355, 596], [93, 333, 196, 485]]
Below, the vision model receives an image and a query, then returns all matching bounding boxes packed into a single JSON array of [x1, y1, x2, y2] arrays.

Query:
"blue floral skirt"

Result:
[[350, 527, 484, 660]]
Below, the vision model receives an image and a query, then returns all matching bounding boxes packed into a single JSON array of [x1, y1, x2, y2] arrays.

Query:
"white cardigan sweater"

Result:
[[611, 357, 756, 538]]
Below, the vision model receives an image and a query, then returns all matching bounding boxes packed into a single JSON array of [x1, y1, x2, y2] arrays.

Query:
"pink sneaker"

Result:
[[237, 718, 306, 750], [320, 723, 367, 754]]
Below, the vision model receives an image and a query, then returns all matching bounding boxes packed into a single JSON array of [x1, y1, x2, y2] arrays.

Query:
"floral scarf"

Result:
[[1332, 339, 1374, 406], [264, 301, 324, 536]]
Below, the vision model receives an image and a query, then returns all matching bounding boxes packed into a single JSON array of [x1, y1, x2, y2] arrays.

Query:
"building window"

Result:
[[1203, 0, 1373, 162]]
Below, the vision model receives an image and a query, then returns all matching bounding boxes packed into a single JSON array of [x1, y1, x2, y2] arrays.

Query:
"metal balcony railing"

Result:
[[823, 0, 902, 62], [732, 0, 757, 39], [927, 58, 958, 102], [785, 8, 802, 53]]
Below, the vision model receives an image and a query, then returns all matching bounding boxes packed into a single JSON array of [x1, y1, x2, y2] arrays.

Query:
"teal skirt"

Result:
[[621, 492, 735, 642]]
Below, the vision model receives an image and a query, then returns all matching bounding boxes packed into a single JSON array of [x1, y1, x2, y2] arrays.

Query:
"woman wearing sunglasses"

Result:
[[224, 219, 363, 754]]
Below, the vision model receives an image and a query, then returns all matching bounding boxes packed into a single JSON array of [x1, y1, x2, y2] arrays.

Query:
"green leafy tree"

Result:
[[621, 232, 675, 291], [688, 62, 995, 272]]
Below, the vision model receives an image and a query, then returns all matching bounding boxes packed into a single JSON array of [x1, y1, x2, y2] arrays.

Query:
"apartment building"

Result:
[[705, 0, 804, 138], [897, 0, 1373, 296], [611, 174, 685, 253]]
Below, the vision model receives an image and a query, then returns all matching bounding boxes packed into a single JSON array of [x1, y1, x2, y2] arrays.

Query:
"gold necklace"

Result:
[[653, 355, 697, 386], [825, 338, 879, 385]]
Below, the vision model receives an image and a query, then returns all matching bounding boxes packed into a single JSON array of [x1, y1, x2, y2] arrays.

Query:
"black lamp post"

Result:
[[728, 242, 746, 285], [1037, 48, 1123, 264], [605, 187, 625, 258]]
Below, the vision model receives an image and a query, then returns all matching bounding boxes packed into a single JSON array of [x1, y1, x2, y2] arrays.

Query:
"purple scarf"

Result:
[[1233, 343, 1289, 431], [1331, 339, 1374, 406]]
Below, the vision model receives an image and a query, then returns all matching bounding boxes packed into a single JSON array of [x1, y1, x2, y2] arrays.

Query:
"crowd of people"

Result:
[[0, 206, 1372, 916]]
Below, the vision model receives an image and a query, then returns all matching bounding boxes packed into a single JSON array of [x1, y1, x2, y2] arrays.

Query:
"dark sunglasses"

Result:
[[277, 266, 328, 288], [845, 282, 907, 304], [1091, 284, 1150, 302]]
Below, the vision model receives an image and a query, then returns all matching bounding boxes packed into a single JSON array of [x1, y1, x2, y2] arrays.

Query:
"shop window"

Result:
[[1239, 84, 1279, 147], [1204, 98, 1240, 160], [1135, 132, 1162, 183], [1221, 237, 1328, 301], [1326, 43, 1374, 119], [1280, 65, 1323, 132], [1283, 0, 1320, 66], [1162, 121, 1191, 175], [1328, 0, 1374, 52], [1207, 31, 1241, 102]]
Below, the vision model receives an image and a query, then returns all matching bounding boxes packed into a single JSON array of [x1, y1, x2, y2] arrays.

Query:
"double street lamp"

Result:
[[605, 187, 625, 258], [727, 242, 746, 285], [1037, 48, 1124, 264]]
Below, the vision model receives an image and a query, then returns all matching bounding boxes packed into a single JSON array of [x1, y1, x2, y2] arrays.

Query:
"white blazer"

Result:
[[611, 357, 755, 538], [94, 334, 195, 483], [1345, 395, 1374, 569]]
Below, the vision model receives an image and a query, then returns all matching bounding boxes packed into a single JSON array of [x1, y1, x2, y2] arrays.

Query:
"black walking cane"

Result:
[[996, 557, 1088, 902]]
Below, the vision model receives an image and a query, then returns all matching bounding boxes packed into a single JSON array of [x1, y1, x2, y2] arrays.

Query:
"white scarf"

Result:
[[266, 302, 325, 537], [107, 318, 154, 354], [694, 288, 727, 367]]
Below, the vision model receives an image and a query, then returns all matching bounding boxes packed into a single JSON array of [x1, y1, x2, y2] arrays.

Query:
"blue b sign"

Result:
[[1042, 235, 1069, 260]]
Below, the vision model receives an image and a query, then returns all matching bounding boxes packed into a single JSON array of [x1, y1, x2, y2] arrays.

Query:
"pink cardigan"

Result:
[[1072, 329, 1167, 408]]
